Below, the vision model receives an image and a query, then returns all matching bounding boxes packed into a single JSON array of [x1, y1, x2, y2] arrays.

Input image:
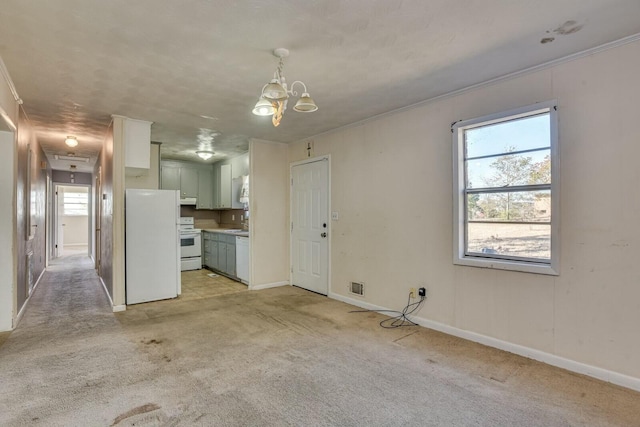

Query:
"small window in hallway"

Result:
[[63, 190, 88, 216]]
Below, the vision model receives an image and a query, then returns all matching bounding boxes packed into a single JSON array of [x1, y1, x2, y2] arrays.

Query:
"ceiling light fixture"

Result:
[[65, 136, 78, 147], [252, 48, 318, 127], [196, 150, 214, 160]]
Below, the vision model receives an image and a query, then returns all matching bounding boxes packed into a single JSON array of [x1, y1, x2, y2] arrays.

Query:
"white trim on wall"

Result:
[[249, 281, 290, 291], [13, 269, 45, 329], [329, 292, 640, 393]]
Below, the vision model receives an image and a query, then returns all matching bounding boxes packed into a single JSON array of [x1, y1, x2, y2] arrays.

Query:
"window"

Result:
[[63, 191, 89, 216], [453, 101, 558, 275]]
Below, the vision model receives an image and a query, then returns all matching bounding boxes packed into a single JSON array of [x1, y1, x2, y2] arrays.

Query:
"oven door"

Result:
[[180, 232, 202, 258]]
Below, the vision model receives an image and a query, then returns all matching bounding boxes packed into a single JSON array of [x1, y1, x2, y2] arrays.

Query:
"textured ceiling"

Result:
[[0, 0, 639, 172]]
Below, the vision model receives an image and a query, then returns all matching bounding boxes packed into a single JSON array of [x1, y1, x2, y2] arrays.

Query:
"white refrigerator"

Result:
[[125, 189, 181, 304]]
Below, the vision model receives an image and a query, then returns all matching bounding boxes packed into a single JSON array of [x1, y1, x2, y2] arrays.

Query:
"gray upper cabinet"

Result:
[[161, 166, 180, 191], [160, 163, 198, 198], [219, 164, 232, 208], [212, 162, 232, 209], [161, 160, 216, 209], [196, 169, 214, 210], [180, 168, 198, 198], [161, 153, 247, 210]]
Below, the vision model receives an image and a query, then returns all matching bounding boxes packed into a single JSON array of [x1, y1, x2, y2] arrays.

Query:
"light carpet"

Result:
[[0, 255, 639, 426]]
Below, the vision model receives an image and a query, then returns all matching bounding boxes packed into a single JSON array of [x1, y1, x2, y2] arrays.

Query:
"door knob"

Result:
[[321, 232, 327, 238]]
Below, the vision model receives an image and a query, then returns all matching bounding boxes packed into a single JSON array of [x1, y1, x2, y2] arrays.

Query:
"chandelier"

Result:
[[252, 48, 318, 127]]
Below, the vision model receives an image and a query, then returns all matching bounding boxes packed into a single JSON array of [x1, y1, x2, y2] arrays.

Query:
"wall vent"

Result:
[[349, 281, 365, 296]]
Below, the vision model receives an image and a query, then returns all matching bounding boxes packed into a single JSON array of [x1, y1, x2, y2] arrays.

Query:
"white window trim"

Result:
[[452, 100, 559, 275], [63, 191, 89, 216]]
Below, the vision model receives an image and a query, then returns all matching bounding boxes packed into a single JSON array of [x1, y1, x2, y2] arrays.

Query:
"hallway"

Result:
[[1, 256, 640, 426], [0, 254, 185, 425]]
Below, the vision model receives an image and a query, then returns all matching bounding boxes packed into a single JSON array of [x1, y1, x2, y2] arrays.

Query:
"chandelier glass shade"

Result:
[[253, 48, 317, 127], [252, 97, 275, 116]]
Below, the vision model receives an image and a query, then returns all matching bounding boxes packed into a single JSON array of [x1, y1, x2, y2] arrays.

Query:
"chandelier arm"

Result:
[[288, 81, 308, 97]]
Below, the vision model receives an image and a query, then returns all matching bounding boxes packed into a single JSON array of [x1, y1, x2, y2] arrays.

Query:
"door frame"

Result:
[[289, 154, 331, 295], [95, 167, 102, 274], [53, 183, 92, 258]]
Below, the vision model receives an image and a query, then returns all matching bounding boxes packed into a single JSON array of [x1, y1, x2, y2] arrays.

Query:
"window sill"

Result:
[[454, 256, 559, 276]]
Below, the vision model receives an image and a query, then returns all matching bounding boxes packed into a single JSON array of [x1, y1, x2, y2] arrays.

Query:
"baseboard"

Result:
[[329, 292, 640, 393], [98, 277, 125, 312], [249, 281, 289, 291], [13, 269, 47, 329]]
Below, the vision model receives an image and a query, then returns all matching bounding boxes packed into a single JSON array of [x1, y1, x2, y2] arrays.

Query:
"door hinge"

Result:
[[291, 222, 293, 232]]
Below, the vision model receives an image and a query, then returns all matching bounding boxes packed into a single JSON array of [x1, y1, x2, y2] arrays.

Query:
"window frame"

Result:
[[63, 190, 89, 216], [452, 101, 559, 275]]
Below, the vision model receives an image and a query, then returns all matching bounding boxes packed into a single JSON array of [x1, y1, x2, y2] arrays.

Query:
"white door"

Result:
[[291, 158, 329, 295]]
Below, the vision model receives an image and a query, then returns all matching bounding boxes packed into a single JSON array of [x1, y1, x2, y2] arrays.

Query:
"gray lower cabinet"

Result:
[[224, 235, 236, 277], [202, 232, 214, 269], [210, 240, 219, 270], [218, 238, 227, 272], [202, 231, 237, 278]]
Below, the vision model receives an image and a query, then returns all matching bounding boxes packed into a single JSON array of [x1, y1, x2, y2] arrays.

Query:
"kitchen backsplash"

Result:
[[220, 209, 246, 228], [180, 205, 246, 230]]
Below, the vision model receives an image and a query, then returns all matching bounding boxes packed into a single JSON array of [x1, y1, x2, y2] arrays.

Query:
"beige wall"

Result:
[[0, 60, 48, 330], [289, 40, 640, 382], [15, 108, 48, 317], [250, 139, 289, 288]]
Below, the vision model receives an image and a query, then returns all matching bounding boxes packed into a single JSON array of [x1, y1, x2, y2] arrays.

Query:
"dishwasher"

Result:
[[235, 236, 250, 285]]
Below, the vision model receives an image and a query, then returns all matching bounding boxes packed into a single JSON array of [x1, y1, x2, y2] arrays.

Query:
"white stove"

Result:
[[179, 217, 202, 271]]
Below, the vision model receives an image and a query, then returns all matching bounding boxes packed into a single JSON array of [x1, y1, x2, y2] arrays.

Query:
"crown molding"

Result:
[[0, 57, 22, 104], [303, 33, 640, 143]]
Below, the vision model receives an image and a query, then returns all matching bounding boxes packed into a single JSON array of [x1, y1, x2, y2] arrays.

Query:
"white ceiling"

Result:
[[1, 0, 639, 172]]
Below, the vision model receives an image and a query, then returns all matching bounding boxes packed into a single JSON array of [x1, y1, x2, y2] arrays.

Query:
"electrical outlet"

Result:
[[418, 287, 426, 297], [232, 214, 235, 221], [409, 288, 416, 299]]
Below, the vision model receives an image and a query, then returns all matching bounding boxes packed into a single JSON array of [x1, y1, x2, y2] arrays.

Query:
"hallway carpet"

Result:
[[1, 255, 639, 426]]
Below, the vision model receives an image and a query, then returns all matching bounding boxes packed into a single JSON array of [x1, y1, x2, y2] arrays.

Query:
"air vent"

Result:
[[54, 154, 90, 162], [349, 281, 365, 296]]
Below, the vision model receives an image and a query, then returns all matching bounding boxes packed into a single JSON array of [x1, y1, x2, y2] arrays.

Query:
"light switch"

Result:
[[331, 211, 339, 220]]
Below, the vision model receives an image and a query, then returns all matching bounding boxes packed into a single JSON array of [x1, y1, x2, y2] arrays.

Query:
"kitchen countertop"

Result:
[[202, 228, 249, 237]]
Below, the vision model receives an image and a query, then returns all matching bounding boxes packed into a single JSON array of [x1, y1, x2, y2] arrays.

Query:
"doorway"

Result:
[[54, 184, 91, 258], [290, 156, 330, 295], [0, 130, 16, 331]]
